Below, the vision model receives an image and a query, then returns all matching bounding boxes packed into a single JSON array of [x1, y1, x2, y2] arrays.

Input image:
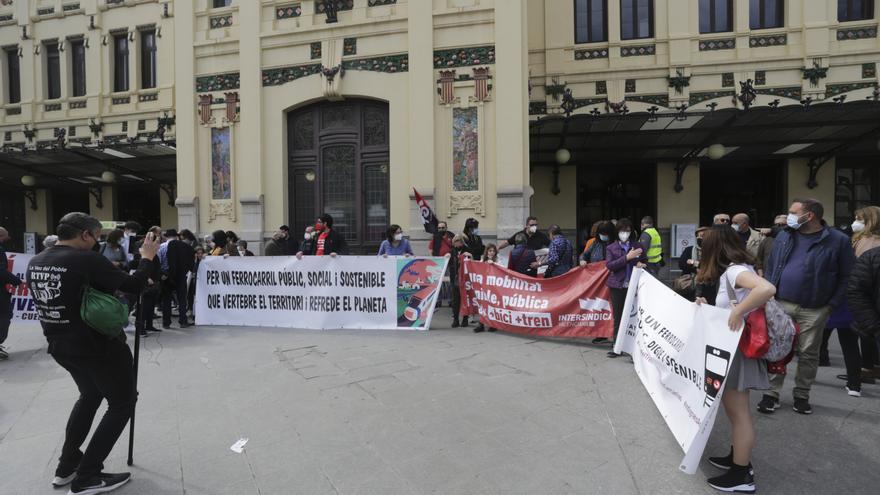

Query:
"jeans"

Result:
[[161, 273, 188, 326], [0, 293, 11, 345], [52, 341, 134, 479], [610, 287, 628, 342], [837, 328, 863, 390], [768, 301, 831, 401]]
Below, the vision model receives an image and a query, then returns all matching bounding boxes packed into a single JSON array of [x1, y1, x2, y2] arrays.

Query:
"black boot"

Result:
[[452, 318, 460, 328], [473, 324, 485, 333], [462, 316, 469, 327], [708, 447, 734, 470], [707, 463, 755, 493]]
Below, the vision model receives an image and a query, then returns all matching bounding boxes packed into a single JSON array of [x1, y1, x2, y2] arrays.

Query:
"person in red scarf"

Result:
[[296, 214, 348, 258]]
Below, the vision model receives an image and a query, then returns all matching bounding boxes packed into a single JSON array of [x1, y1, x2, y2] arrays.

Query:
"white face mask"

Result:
[[473, 228, 481, 236], [731, 223, 741, 232], [618, 231, 630, 242], [304, 232, 312, 240], [852, 220, 866, 233], [787, 213, 806, 230], [394, 233, 403, 241], [124, 231, 134, 238], [599, 234, 609, 242], [238, 249, 246, 255], [528, 225, 538, 234]]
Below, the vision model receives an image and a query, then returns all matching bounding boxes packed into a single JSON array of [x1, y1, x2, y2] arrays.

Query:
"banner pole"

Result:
[[127, 292, 143, 466]]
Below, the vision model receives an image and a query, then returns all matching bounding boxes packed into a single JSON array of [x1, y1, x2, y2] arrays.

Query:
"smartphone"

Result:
[[704, 345, 731, 400]]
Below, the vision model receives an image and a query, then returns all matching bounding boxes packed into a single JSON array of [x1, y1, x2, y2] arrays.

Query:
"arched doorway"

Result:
[[287, 99, 390, 254]]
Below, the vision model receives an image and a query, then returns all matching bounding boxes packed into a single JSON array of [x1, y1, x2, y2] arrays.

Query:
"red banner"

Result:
[[459, 261, 614, 339]]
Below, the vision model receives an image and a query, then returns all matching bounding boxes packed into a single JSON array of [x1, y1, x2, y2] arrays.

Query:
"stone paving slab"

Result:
[[1, 313, 879, 495]]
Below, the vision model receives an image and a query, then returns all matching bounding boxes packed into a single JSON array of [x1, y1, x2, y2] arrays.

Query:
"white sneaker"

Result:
[[846, 386, 861, 397], [52, 472, 76, 487]]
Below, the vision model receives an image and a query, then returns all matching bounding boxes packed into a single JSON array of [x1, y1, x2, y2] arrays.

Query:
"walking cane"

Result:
[[127, 292, 143, 466]]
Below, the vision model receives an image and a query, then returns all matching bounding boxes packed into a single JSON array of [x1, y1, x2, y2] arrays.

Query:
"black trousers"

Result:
[[139, 287, 159, 330], [0, 293, 11, 345], [451, 282, 461, 322], [837, 328, 863, 389], [861, 334, 879, 369], [161, 273, 188, 326], [610, 287, 628, 341], [52, 341, 134, 479]]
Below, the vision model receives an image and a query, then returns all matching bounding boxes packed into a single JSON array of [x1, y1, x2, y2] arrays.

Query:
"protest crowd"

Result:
[[1, 196, 879, 495]]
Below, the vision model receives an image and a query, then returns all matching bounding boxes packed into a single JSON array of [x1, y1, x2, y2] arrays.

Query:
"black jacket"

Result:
[[464, 233, 484, 260], [304, 228, 349, 256], [167, 239, 195, 279], [847, 246, 880, 337], [1, 244, 22, 288]]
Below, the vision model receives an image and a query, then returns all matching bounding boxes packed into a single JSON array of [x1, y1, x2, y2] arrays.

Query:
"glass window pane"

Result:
[[620, 0, 635, 39], [637, 0, 651, 38], [140, 30, 156, 89], [364, 165, 389, 244], [699, 0, 711, 33], [292, 169, 316, 237], [6, 48, 20, 104], [114, 35, 129, 92], [72, 41, 86, 97], [46, 44, 60, 99], [590, 1, 606, 41], [575, 0, 589, 44], [749, 0, 760, 28], [322, 145, 357, 243], [715, 0, 730, 32]]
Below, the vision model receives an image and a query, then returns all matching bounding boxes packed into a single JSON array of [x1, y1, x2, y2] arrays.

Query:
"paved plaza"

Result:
[[1, 312, 879, 495]]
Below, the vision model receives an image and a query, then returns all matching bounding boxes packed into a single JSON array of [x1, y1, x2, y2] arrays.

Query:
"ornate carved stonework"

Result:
[[209, 201, 235, 222], [196, 72, 240, 92], [261, 63, 322, 86], [433, 45, 495, 68], [449, 194, 484, 216]]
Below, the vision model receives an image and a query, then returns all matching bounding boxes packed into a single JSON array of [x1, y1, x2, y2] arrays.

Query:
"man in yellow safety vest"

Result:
[[639, 216, 664, 276]]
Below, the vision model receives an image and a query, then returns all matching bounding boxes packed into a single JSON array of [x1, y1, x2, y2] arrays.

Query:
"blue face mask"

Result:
[[599, 234, 609, 242], [787, 213, 807, 230]]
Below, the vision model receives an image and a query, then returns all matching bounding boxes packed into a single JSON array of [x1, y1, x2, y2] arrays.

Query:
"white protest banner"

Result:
[[5, 252, 40, 326], [613, 268, 742, 474], [195, 256, 449, 330]]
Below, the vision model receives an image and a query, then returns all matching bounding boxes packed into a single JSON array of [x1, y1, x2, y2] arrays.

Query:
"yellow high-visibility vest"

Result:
[[644, 227, 663, 264]]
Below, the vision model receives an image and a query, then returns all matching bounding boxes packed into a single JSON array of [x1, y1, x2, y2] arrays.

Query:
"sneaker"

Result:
[[0, 345, 8, 360], [178, 322, 191, 329], [707, 464, 755, 493], [51, 471, 76, 488], [606, 351, 620, 359], [792, 398, 813, 415], [592, 337, 608, 344], [708, 448, 733, 470], [149, 326, 163, 333], [473, 324, 485, 333], [756, 395, 779, 414], [68, 472, 131, 494], [462, 316, 470, 327], [487, 327, 496, 332], [451, 319, 460, 328], [845, 386, 861, 398]]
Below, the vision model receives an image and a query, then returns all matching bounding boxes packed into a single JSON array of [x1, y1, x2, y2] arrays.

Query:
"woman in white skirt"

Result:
[[696, 225, 776, 493]]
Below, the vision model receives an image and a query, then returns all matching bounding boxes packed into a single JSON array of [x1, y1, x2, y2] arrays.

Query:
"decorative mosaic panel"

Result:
[[827, 82, 878, 96], [211, 127, 231, 200], [529, 101, 547, 115], [69, 100, 87, 109], [315, 0, 354, 14], [261, 63, 322, 86], [756, 87, 801, 100], [0, 15, 12, 22], [44, 103, 61, 111], [699, 38, 735, 51], [596, 81, 607, 95], [62, 3, 80, 11], [342, 54, 408, 73], [627, 94, 669, 108], [37, 6, 54, 15], [433, 45, 495, 68], [755, 71, 766, 85], [722, 72, 734, 87], [138, 93, 158, 102], [625, 79, 636, 93], [275, 3, 302, 19], [620, 44, 655, 57], [112, 96, 130, 105], [210, 15, 233, 29], [837, 26, 877, 41], [310, 42, 321, 60], [864, 63, 877, 79], [574, 48, 609, 60], [749, 34, 786, 47], [368, 0, 396, 5], [195, 72, 240, 92], [452, 107, 478, 192], [689, 90, 735, 106], [343, 37, 356, 56], [572, 97, 605, 110]]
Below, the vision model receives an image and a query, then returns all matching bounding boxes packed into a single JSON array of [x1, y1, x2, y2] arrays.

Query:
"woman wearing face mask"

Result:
[[844, 206, 880, 392], [605, 218, 646, 358], [462, 218, 484, 260], [378, 225, 413, 257], [580, 221, 615, 267]]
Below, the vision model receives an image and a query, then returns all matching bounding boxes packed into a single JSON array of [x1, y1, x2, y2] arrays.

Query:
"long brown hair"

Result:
[[696, 225, 756, 283], [853, 206, 880, 246]]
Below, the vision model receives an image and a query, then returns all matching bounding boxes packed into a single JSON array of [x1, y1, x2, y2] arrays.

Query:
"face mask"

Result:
[[394, 233, 403, 241], [599, 234, 609, 242], [731, 223, 741, 232], [618, 232, 630, 242], [304, 232, 312, 240], [124, 231, 134, 238], [696, 238, 703, 247], [852, 221, 866, 233], [528, 225, 537, 234], [314, 223, 324, 232], [787, 213, 807, 230], [473, 228, 481, 236], [437, 228, 447, 234]]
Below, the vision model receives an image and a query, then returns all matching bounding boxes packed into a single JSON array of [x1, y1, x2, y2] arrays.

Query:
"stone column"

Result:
[[494, 0, 531, 241], [173, 0, 199, 234], [407, 0, 435, 251], [238, 0, 265, 248]]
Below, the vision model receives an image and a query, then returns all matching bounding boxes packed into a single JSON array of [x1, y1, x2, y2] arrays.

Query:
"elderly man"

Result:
[[732, 213, 764, 257], [713, 213, 731, 225]]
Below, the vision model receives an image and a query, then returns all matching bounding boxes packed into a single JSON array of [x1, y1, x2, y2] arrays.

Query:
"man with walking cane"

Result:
[[27, 212, 159, 494]]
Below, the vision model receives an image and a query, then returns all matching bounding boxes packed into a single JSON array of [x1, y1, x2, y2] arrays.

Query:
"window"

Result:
[[71, 39, 86, 97], [212, 0, 232, 7], [836, 161, 879, 228], [113, 33, 129, 92], [749, 0, 783, 29], [838, 0, 874, 22], [4, 47, 20, 104], [45, 42, 61, 99], [620, 0, 653, 40], [575, 0, 608, 43], [140, 29, 157, 89], [700, 0, 733, 33]]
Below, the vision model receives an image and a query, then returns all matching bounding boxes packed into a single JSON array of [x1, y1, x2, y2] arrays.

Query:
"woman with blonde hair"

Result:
[[852, 206, 880, 256]]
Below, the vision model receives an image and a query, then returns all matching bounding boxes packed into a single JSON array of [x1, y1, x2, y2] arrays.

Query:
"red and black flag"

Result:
[[413, 187, 439, 234]]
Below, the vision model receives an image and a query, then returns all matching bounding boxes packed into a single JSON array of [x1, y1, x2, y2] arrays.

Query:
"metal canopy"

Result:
[[0, 143, 177, 189], [530, 100, 880, 167]]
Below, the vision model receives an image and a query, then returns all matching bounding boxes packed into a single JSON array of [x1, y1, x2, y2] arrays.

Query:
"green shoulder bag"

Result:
[[80, 285, 129, 341]]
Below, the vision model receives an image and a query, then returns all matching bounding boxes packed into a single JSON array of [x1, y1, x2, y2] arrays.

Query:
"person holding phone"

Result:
[[26, 212, 160, 494], [696, 225, 776, 494], [605, 218, 646, 357]]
